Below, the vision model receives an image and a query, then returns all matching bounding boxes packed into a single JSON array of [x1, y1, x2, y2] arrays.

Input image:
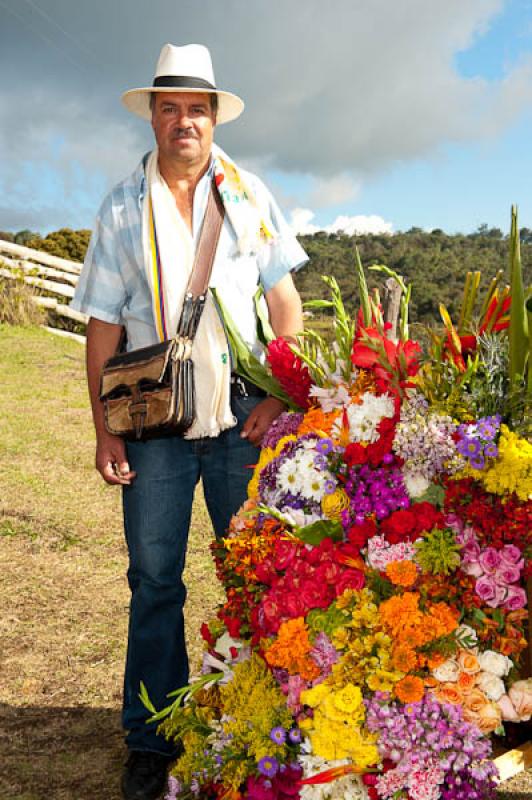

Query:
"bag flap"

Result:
[[100, 350, 170, 398]]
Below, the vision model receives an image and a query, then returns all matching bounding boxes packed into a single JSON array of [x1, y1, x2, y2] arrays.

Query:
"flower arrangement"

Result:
[[143, 226, 531, 800]]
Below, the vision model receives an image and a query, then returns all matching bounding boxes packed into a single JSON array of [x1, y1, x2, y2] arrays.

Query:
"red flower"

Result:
[[351, 327, 421, 397], [344, 442, 368, 466], [267, 337, 312, 409], [380, 508, 417, 540], [335, 568, 365, 596]]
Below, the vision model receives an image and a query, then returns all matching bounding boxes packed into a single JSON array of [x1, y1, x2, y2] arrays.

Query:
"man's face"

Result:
[[151, 91, 216, 169]]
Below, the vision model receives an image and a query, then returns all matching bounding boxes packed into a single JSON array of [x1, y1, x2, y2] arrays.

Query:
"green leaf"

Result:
[[138, 681, 157, 714], [211, 288, 298, 408], [294, 519, 344, 545], [509, 205, 529, 387], [253, 286, 276, 347]]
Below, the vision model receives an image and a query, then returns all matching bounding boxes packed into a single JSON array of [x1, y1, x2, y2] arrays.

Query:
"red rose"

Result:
[[335, 568, 365, 596], [273, 539, 299, 570], [344, 442, 368, 466], [413, 501, 444, 533], [380, 508, 417, 539], [300, 581, 332, 610]]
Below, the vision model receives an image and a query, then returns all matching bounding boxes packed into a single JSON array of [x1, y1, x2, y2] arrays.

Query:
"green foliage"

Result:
[[0, 275, 45, 326], [27, 228, 91, 261], [294, 229, 532, 329], [0, 231, 14, 243]]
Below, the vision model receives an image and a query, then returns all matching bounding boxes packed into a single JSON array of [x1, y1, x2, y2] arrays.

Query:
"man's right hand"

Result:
[[96, 432, 137, 485]]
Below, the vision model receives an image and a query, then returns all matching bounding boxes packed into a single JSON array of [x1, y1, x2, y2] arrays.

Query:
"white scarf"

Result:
[[141, 146, 274, 439]]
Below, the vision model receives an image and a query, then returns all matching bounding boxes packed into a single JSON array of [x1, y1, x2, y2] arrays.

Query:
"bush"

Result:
[[0, 275, 45, 326]]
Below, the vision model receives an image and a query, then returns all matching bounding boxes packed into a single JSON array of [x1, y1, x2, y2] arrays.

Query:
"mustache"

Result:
[[171, 127, 199, 139]]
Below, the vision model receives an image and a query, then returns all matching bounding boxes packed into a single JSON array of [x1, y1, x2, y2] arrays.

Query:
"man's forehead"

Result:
[[156, 92, 211, 106]]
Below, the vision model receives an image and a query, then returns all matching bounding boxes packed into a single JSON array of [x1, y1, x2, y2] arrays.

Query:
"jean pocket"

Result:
[[231, 394, 263, 424]]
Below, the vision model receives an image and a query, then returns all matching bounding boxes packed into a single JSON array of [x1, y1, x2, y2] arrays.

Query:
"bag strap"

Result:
[[175, 177, 224, 340], [187, 177, 225, 298]]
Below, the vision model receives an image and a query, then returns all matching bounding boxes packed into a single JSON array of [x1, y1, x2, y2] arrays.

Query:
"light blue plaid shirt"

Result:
[[71, 152, 307, 354]]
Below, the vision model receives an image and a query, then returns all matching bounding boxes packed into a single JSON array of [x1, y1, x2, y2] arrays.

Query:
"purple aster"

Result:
[[269, 726, 287, 745], [258, 756, 279, 777], [324, 478, 337, 495], [484, 442, 498, 459], [288, 728, 302, 744], [315, 437, 333, 455], [262, 411, 304, 449], [456, 437, 481, 458], [469, 455, 486, 470]]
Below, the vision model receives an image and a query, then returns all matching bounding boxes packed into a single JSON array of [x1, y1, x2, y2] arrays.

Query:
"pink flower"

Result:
[[509, 679, 532, 721], [500, 544, 525, 569], [475, 574, 499, 603], [478, 547, 501, 574], [503, 585, 527, 611], [494, 564, 521, 585], [497, 693, 520, 722]]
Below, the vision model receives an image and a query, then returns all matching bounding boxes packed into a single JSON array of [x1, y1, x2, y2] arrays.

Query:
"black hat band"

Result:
[[153, 75, 217, 91]]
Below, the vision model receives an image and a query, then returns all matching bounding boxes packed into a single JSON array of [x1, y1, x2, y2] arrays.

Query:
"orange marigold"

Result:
[[395, 675, 425, 703], [379, 593, 423, 636], [264, 617, 320, 681], [391, 645, 418, 673], [385, 560, 418, 588]]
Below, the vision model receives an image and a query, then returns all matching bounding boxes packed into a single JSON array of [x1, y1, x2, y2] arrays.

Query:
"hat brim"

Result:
[[121, 86, 244, 125]]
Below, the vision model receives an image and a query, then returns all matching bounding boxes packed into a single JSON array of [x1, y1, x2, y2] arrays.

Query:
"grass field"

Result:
[[1, 325, 530, 800], [0, 326, 222, 799]]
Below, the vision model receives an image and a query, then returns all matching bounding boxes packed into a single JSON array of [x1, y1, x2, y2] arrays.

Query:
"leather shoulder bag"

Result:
[[99, 179, 225, 441]]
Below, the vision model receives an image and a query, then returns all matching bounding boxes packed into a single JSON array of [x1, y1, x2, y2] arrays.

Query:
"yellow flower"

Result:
[[333, 684, 363, 714], [247, 435, 297, 499], [455, 425, 532, 501], [321, 488, 350, 521]]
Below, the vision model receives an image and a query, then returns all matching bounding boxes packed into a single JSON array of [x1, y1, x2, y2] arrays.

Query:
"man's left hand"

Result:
[[240, 396, 286, 447]]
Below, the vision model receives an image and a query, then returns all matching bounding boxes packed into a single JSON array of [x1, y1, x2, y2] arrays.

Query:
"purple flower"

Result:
[[469, 455, 486, 470], [258, 756, 279, 777], [484, 442, 498, 459], [457, 437, 481, 458], [288, 727, 302, 744], [262, 411, 304, 449], [269, 726, 286, 745], [316, 437, 333, 454]]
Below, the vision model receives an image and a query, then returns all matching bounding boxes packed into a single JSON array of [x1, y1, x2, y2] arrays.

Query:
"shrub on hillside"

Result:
[[27, 228, 91, 262]]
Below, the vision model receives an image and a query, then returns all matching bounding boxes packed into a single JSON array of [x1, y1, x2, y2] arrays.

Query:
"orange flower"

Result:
[[433, 683, 463, 705], [385, 560, 418, 588], [395, 675, 425, 703], [264, 617, 320, 681], [392, 646, 418, 673], [458, 650, 480, 675], [426, 652, 446, 670], [297, 406, 338, 437], [457, 671, 477, 693]]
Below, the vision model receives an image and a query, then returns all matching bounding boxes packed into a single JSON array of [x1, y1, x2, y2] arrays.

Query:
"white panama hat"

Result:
[[121, 43, 244, 125]]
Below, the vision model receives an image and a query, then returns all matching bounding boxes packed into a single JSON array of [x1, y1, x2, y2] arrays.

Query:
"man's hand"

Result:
[[96, 430, 137, 486], [240, 396, 286, 447]]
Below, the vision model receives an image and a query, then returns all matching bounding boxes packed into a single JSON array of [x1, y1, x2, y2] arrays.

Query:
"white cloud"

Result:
[[290, 208, 393, 236], [2, 0, 532, 229]]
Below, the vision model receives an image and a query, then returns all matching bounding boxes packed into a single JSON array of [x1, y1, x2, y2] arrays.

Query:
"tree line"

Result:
[[1, 226, 531, 328]]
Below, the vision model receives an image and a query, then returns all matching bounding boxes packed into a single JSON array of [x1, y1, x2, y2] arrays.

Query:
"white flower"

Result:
[[299, 468, 327, 502], [332, 391, 395, 443], [298, 745, 367, 800], [214, 632, 244, 661], [402, 469, 430, 498], [280, 507, 322, 527], [309, 383, 351, 413], [278, 457, 303, 494], [432, 659, 460, 683], [456, 624, 479, 647], [478, 650, 513, 678], [477, 672, 506, 701]]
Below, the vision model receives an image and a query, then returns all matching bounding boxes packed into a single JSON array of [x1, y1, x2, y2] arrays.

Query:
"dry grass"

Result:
[[0, 325, 530, 799], [0, 325, 221, 799]]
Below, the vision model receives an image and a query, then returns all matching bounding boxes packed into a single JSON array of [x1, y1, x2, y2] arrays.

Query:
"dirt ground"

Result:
[[0, 326, 530, 799]]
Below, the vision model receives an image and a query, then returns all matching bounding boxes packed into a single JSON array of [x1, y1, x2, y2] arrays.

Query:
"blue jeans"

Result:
[[121, 394, 261, 754]]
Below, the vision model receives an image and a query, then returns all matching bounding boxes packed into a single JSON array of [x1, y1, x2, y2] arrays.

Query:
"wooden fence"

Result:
[[0, 239, 86, 342]]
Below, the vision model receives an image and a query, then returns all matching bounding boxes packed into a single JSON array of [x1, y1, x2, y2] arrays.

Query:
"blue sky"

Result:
[[1, 0, 532, 236]]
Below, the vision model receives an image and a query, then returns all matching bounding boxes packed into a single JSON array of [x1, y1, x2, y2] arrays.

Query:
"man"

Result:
[[71, 43, 306, 800]]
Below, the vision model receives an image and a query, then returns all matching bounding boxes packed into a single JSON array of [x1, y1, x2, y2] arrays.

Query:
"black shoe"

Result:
[[121, 750, 172, 800]]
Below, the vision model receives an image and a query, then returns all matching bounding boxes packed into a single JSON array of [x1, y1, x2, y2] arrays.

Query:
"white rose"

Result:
[[477, 672, 506, 701], [478, 650, 512, 678], [432, 659, 460, 683]]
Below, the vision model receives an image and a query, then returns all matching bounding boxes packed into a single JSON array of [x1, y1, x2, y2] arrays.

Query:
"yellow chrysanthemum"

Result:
[[321, 488, 350, 520], [455, 425, 532, 501]]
